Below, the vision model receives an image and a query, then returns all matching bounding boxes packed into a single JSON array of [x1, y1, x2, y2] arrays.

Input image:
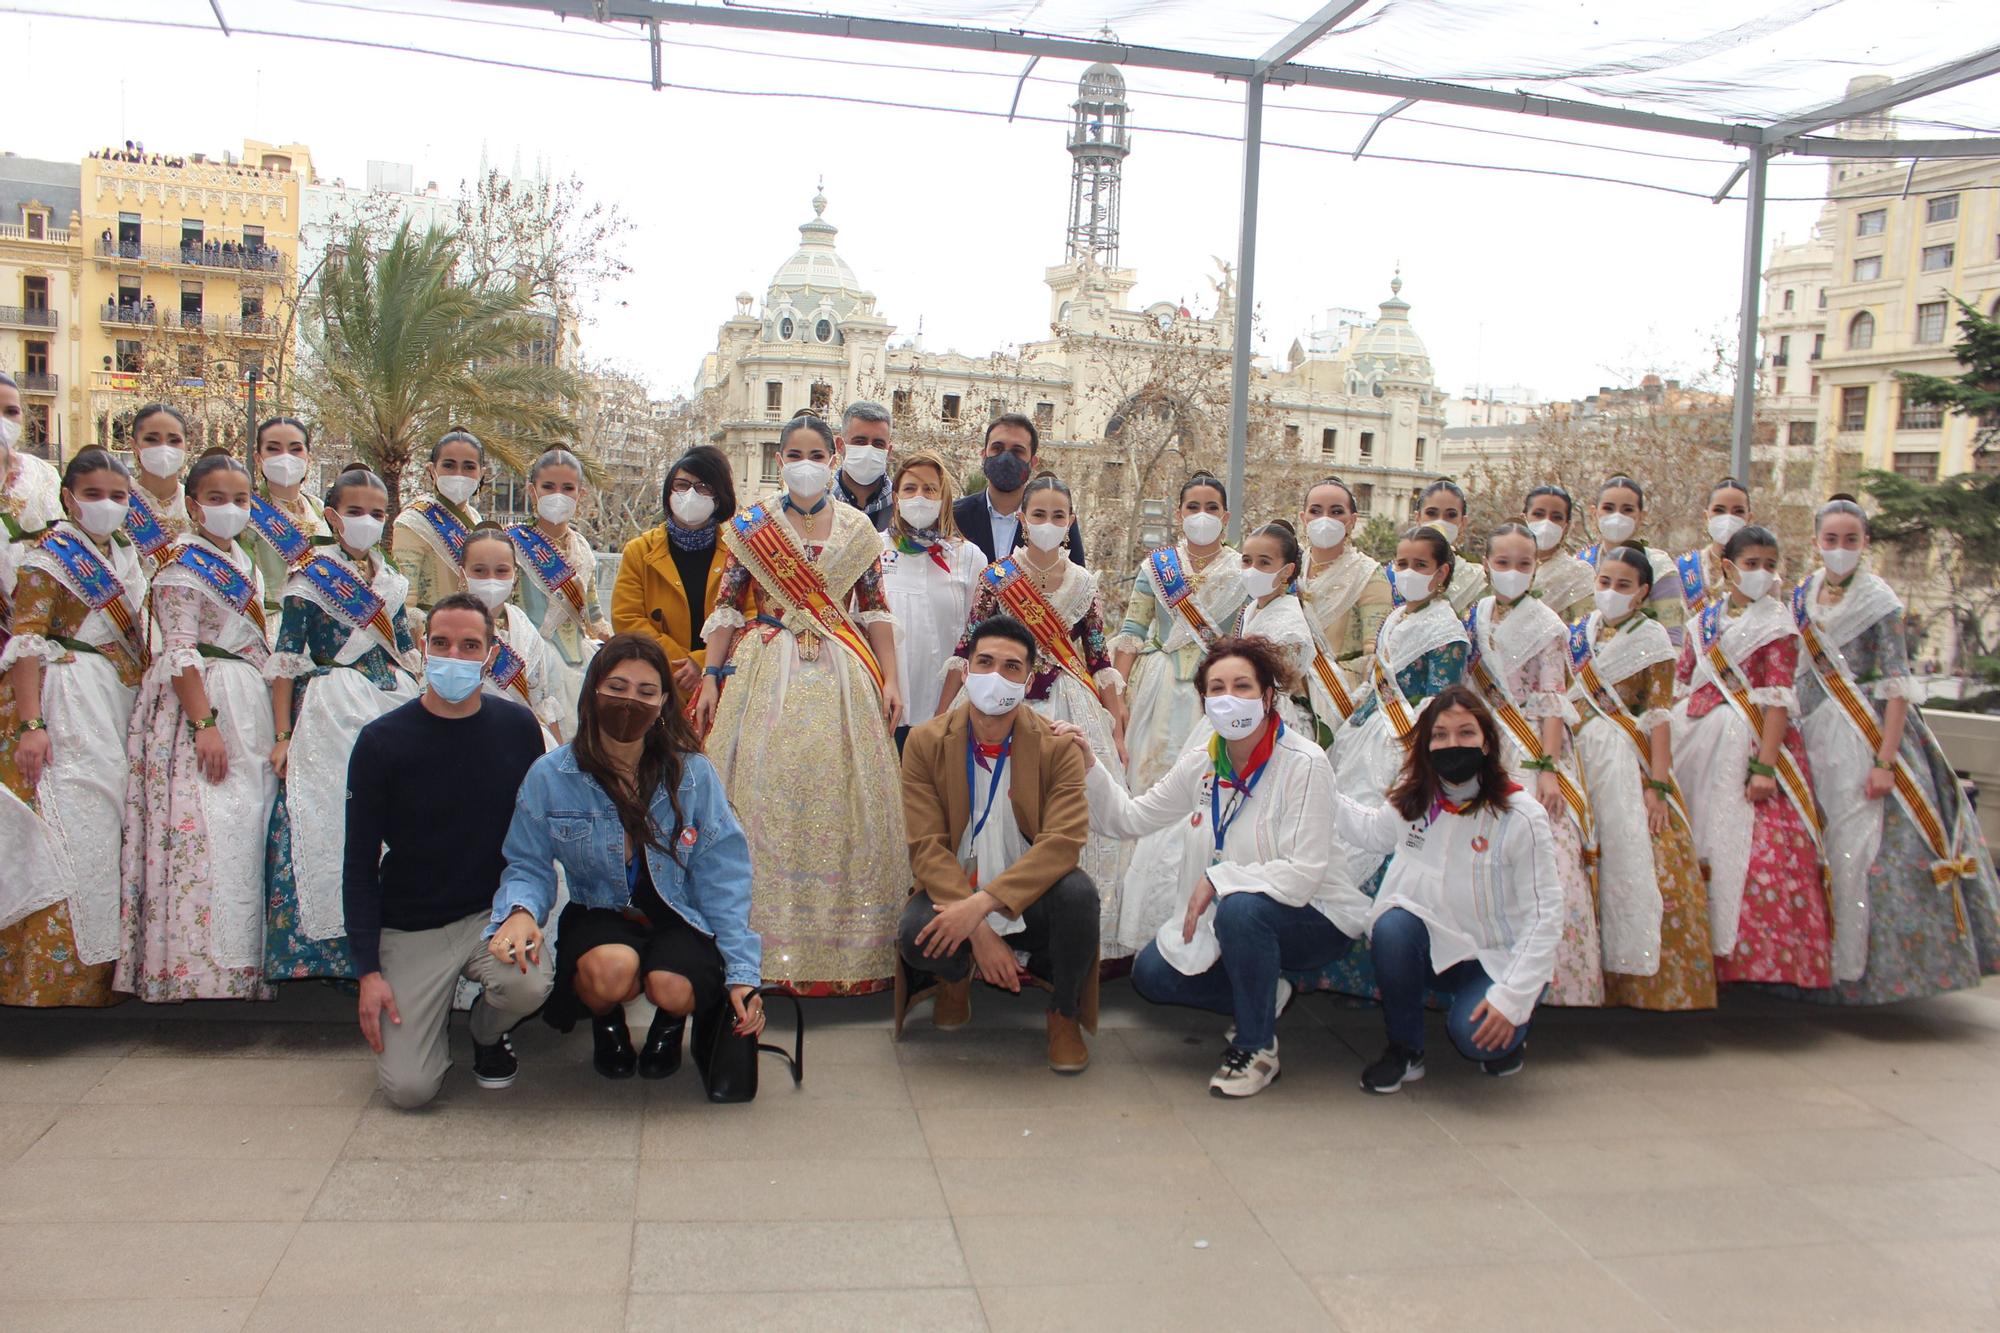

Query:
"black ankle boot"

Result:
[[591, 1011, 637, 1080], [639, 1011, 685, 1080]]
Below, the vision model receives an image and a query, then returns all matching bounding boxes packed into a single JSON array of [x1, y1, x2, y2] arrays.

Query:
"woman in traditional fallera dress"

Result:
[[510, 448, 612, 739], [1110, 472, 1247, 796], [0, 372, 62, 605], [1793, 499, 2000, 1004], [117, 454, 278, 1001], [1297, 477, 1390, 756], [1584, 475, 1682, 642], [1521, 484, 1595, 622], [1570, 545, 1717, 1011], [1464, 522, 1602, 1006], [390, 429, 484, 635], [694, 415, 907, 995], [1676, 476, 1755, 626], [461, 526, 563, 737], [125, 403, 194, 571], [0, 449, 148, 1006], [1416, 479, 1487, 616], [1670, 525, 1832, 989], [264, 467, 420, 981], [878, 449, 985, 742], [248, 417, 329, 624]]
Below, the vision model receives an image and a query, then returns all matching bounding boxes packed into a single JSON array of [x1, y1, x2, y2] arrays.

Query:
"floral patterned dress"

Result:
[[1793, 570, 2000, 1004], [116, 535, 278, 1001], [263, 544, 418, 981], [1671, 597, 1831, 988]]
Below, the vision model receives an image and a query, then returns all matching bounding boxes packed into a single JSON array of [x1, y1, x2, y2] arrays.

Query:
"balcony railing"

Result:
[[226, 313, 279, 337], [0, 305, 56, 329], [95, 236, 282, 273], [99, 302, 220, 332], [102, 302, 158, 327], [17, 372, 57, 394], [0, 222, 72, 244]]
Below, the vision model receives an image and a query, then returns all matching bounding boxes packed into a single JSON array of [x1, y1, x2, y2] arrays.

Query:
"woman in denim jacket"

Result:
[[489, 634, 764, 1080]]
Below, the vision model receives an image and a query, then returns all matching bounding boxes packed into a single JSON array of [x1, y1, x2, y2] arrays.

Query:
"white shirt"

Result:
[[1336, 788, 1563, 1024], [879, 532, 984, 726], [1085, 724, 1371, 935], [959, 739, 1030, 936], [985, 491, 1020, 559]]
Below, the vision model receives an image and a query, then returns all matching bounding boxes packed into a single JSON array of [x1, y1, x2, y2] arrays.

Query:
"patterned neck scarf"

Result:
[[666, 516, 716, 552]]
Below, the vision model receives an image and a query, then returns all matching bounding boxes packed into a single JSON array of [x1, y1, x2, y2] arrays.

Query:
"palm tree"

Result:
[[300, 219, 581, 515]]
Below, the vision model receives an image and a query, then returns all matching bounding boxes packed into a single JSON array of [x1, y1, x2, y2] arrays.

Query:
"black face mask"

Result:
[[1430, 744, 1485, 785], [982, 451, 1031, 493]]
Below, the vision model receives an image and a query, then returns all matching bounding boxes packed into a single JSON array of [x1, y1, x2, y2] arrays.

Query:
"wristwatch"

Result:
[[188, 710, 219, 739]]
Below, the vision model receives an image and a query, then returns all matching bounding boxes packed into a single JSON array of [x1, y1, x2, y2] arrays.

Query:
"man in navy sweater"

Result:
[[344, 592, 550, 1108]]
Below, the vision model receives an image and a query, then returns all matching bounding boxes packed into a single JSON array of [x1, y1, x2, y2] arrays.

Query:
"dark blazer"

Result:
[[953, 491, 1087, 567]]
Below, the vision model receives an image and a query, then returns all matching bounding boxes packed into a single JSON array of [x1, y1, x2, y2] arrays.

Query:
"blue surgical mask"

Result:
[[424, 653, 485, 703]]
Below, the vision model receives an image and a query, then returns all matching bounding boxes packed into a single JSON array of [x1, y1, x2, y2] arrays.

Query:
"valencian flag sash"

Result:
[[1147, 545, 1221, 647], [173, 542, 265, 634], [508, 523, 588, 628], [38, 526, 143, 660], [485, 639, 532, 704], [1569, 619, 1694, 833], [727, 503, 883, 690], [1465, 605, 1592, 845], [1677, 549, 1715, 616], [300, 553, 402, 663], [1791, 583, 1973, 933], [248, 496, 313, 573], [981, 556, 1096, 696], [406, 496, 473, 570], [1367, 613, 1420, 741], [123, 488, 178, 566]]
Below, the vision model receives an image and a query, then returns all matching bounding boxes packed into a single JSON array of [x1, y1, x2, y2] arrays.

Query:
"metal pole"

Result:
[[1729, 148, 1768, 482], [246, 367, 259, 473], [1227, 75, 1265, 544]]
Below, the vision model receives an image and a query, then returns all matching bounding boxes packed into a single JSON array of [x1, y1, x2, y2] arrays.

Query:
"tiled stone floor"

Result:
[[4, 978, 2000, 1331]]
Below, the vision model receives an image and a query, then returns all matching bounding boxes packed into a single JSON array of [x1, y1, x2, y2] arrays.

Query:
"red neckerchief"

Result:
[[1430, 779, 1521, 820], [973, 739, 1006, 769]]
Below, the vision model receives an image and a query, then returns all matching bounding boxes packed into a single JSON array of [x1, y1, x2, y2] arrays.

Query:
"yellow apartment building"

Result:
[[0, 154, 85, 460]]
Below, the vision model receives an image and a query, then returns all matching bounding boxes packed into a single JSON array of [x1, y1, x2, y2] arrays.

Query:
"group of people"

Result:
[[2, 374, 1996, 1105]]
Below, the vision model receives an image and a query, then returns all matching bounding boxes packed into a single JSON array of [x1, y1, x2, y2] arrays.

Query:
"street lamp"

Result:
[[245, 365, 264, 473]]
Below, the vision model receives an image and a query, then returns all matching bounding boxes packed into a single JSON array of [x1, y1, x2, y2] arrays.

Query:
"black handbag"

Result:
[[695, 986, 804, 1104]]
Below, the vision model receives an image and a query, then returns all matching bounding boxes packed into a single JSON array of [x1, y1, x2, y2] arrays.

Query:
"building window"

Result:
[[1282, 424, 1299, 449], [941, 394, 961, 423], [1320, 427, 1337, 457], [1848, 311, 1875, 350], [1898, 395, 1944, 431], [1358, 431, 1374, 461], [1415, 436, 1427, 466], [1354, 482, 1373, 513], [1776, 335, 1790, 365], [1893, 450, 1939, 481], [22, 403, 49, 448], [891, 389, 911, 419], [1916, 300, 1949, 345], [1818, 288, 1828, 310], [1035, 402, 1054, 430], [24, 211, 46, 240], [1774, 376, 1786, 396], [986, 398, 1005, 423], [1811, 374, 1820, 394], [1853, 256, 1883, 282], [1922, 244, 1955, 272], [114, 338, 141, 372], [764, 381, 783, 413], [1856, 209, 1886, 237], [760, 443, 782, 485], [809, 382, 831, 416], [1975, 448, 2000, 476], [22, 275, 47, 313], [23, 340, 48, 376], [815, 318, 832, 343], [1782, 289, 1795, 311], [1925, 195, 1959, 224], [1790, 420, 1816, 449], [178, 345, 204, 381], [1840, 386, 1869, 431], [1811, 333, 1824, 361]]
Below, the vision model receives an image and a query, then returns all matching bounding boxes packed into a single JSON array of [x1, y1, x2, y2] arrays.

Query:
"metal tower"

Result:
[[1066, 62, 1130, 267]]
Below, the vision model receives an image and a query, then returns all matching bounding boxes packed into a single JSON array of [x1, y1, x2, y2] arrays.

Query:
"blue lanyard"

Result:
[[966, 735, 1013, 842], [1209, 728, 1279, 860]]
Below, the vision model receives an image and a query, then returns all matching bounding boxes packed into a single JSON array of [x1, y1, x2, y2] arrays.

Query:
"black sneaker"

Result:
[[471, 1031, 518, 1090], [1480, 1045, 1526, 1078], [1359, 1043, 1425, 1095]]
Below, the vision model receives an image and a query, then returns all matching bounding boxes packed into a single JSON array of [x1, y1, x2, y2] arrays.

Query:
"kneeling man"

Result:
[[899, 615, 1098, 1072]]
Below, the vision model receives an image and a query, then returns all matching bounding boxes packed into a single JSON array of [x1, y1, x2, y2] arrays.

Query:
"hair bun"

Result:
[[195, 445, 234, 460], [1827, 491, 1859, 504], [1263, 517, 1297, 536]]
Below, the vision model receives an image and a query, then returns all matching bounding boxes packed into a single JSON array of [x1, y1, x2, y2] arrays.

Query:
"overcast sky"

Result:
[[8, 1, 1993, 403]]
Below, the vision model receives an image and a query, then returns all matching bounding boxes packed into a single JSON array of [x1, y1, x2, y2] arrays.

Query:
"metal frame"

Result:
[[461, 0, 2000, 489]]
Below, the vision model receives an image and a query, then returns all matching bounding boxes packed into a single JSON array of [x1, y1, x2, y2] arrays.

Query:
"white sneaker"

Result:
[[1225, 977, 1294, 1044], [1209, 1041, 1280, 1098]]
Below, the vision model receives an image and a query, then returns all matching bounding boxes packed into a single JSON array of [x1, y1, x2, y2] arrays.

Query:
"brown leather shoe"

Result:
[[933, 977, 971, 1030], [1046, 1011, 1089, 1074]]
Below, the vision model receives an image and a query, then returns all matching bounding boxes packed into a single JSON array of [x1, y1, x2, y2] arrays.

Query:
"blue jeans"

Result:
[[1372, 906, 1529, 1061], [1131, 892, 1351, 1051]]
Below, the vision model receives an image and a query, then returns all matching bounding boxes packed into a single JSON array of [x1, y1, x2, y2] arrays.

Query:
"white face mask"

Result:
[[1594, 587, 1635, 619], [1820, 546, 1861, 577], [841, 445, 888, 487], [261, 453, 307, 489], [1242, 567, 1282, 599], [198, 501, 252, 542], [670, 489, 716, 527], [336, 513, 384, 552], [1205, 694, 1266, 740], [1025, 521, 1066, 552], [783, 458, 832, 498], [1598, 512, 1637, 543], [1427, 519, 1460, 545], [139, 445, 185, 479], [468, 576, 515, 610], [1527, 519, 1564, 552], [1707, 513, 1746, 545], [1394, 567, 1436, 602], [75, 497, 129, 538], [1305, 516, 1346, 550], [1734, 567, 1775, 601], [435, 473, 479, 506], [536, 492, 577, 525], [896, 496, 940, 530], [963, 668, 1026, 716], [0, 415, 19, 450], [1182, 512, 1223, 546], [1489, 568, 1533, 601]]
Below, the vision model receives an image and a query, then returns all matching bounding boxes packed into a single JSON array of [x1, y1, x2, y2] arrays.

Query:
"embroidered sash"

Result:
[[1383, 561, 1403, 608], [508, 523, 588, 635], [300, 554, 402, 665], [249, 496, 313, 574], [124, 488, 178, 565], [1368, 613, 1419, 740], [1467, 604, 1592, 844], [1305, 629, 1357, 724], [1791, 583, 1971, 932], [982, 557, 1096, 696], [1569, 619, 1693, 832], [173, 542, 265, 634], [403, 497, 473, 574], [1677, 549, 1716, 617], [725, 503, 883, 689], [37, 527, 142, 659], [1146, 545, 1224, 649], [1579, 542, 1600, 568], [486, 639, 532, 703]]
